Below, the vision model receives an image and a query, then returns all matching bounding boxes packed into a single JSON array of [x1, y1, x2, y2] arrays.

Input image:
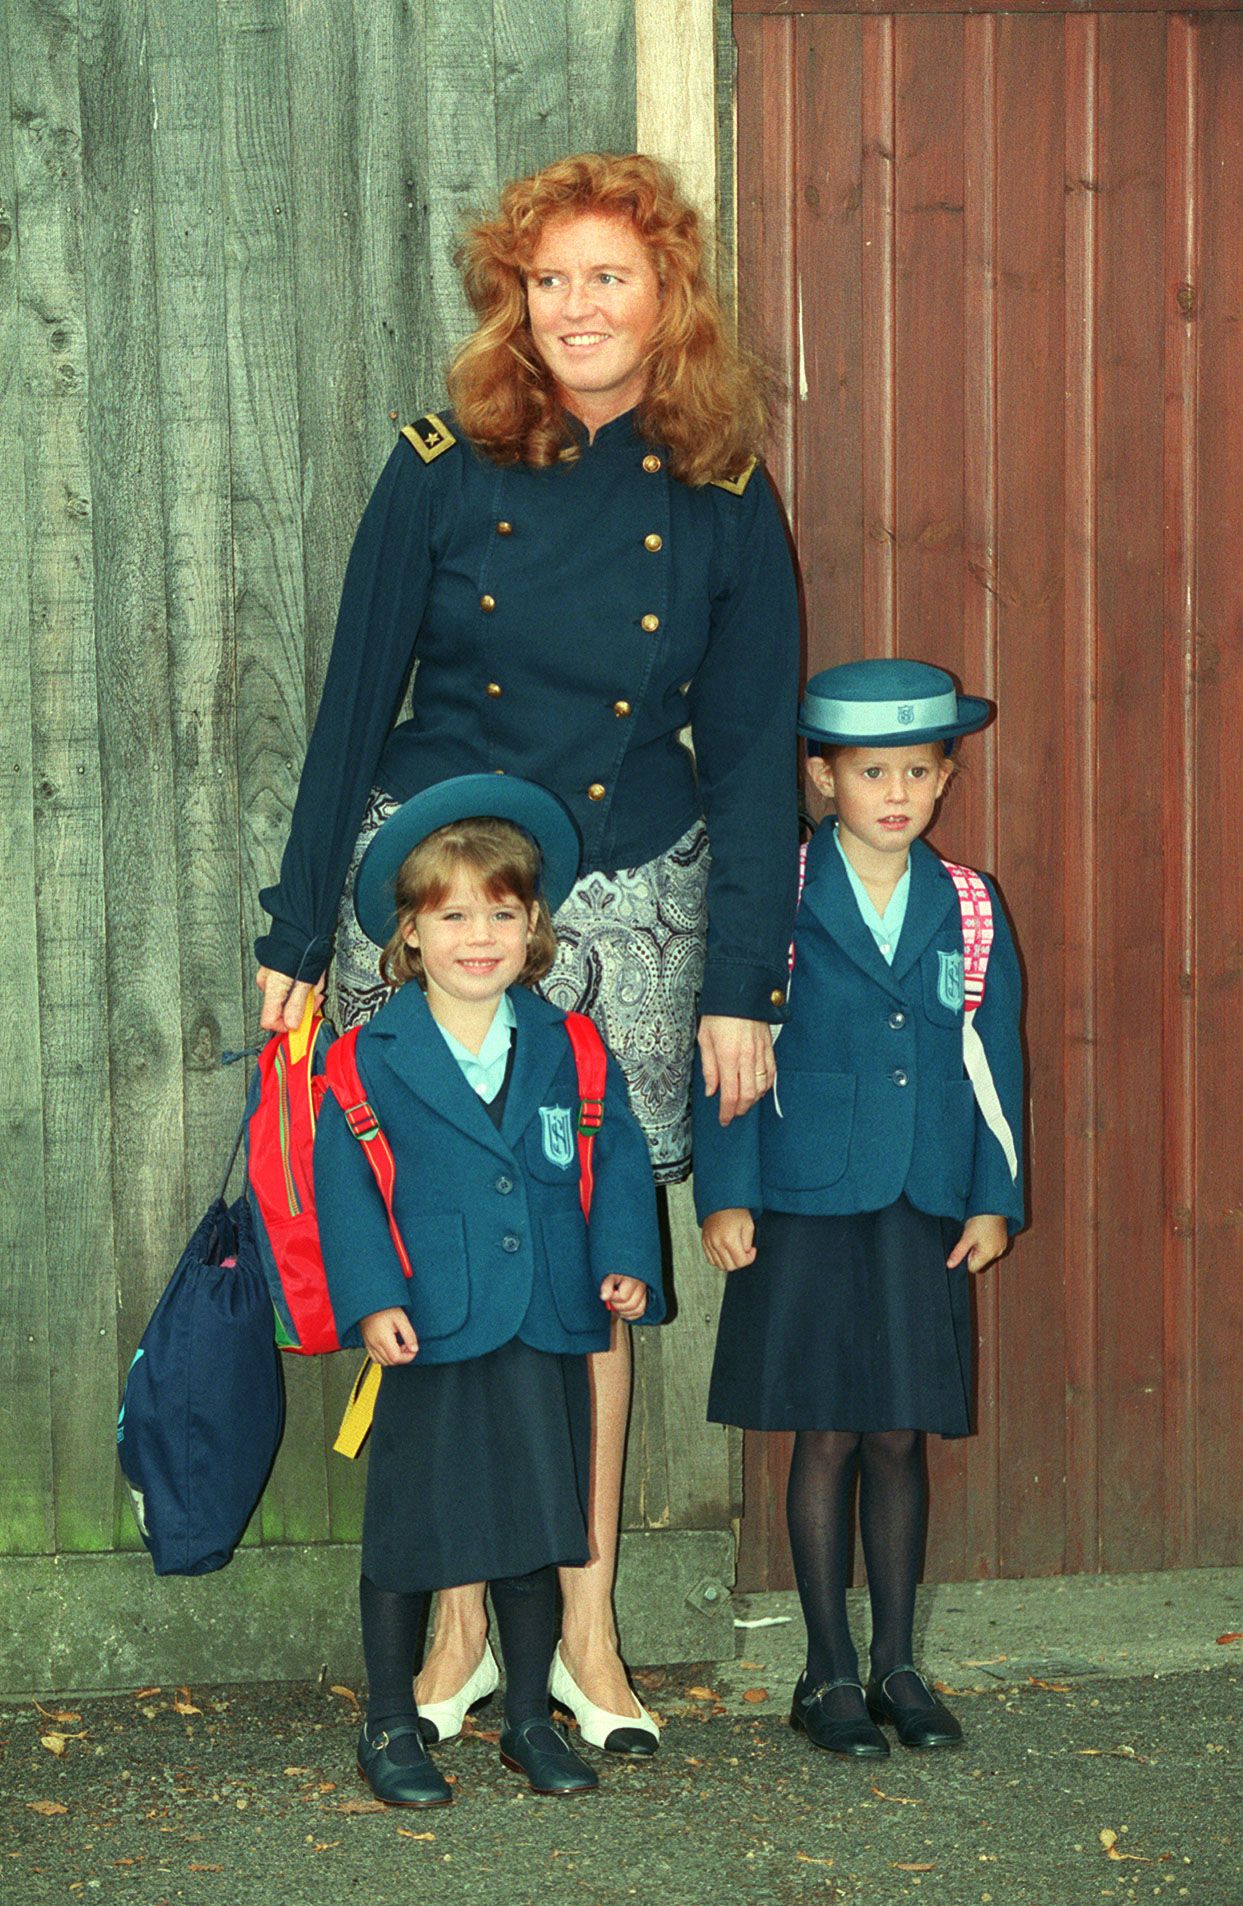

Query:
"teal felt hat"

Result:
[[798, 659, 991, 749], [354, 774, 583, 947]]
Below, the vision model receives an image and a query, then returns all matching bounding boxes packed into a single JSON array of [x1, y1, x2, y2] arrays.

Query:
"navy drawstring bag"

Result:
[[117, 1122, 285, 1575]]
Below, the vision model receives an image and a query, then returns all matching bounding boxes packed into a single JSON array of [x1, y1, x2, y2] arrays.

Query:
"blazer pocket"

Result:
[[940, 1081, 976, 1201], [762, 1070, 856, 1191], [407, 1211, 471, 1342], [542, 1207, 606, 1336]]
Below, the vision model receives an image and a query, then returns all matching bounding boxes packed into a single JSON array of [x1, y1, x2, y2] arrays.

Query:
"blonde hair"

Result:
[[379, 817, 557, 991], [447, 152, 771, 487]]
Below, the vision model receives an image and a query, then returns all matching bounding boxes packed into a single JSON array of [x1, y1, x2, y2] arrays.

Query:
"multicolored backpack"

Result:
[[244, 997, 608, 1355]]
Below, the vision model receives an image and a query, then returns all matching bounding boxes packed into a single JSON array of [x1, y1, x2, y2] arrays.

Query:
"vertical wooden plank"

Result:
[[494, 0, 569, 183], [794, 14, 863, 683], [147, 0, 245, 1231], [12, 0, 119, 1553], [1091, 14, 1168, 1572], [1160, 9, 1200, 1572], [568, 0, 636, 159], [0, 9, 55, 1555], [78, 0, 189, 1550], [860, 14, 895, 657], [1060, 11, 1101, 1577], [635, 0, 718, 244], [1191, 10, 1243, 1567], [425, 0, 496, 385], [219, 0, 328, 1542], [993, 10, 1067, 1578], [891, 13, 969, 1585], [354, 0, 433, 448], [956, 8, 1002, 1580]]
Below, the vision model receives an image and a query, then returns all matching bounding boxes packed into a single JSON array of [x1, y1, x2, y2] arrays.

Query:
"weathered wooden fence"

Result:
[[1, 0, 746, 1694]]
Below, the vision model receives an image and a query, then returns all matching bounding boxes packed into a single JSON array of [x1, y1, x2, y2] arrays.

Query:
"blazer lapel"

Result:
[[890, 838, 957, 981], [364, 982, 514, 1159], [799, 827, 909, 1004], [498, 987, 572, 1148]]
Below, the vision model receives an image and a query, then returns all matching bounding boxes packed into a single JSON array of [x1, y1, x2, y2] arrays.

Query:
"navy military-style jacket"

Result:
[[691, 830, 1026, 1230], [256, 410, 801, 1021], [313, 981, 666, 1363]]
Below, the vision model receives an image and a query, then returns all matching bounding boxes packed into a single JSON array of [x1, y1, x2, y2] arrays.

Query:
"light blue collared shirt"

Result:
[[434, 991, 516, 1102], [834, 825, 910, 965]]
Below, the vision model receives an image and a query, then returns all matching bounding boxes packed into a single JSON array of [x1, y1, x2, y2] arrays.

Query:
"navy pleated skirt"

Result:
[[361, 1337, 592, 1594], [707, 1197, 974, 1437]]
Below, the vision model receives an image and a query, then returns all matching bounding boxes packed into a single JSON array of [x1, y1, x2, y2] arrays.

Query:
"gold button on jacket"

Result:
[[486, 681, 503, 698], [496, 521, 513, 535], [644, 533, 663, 552], [642, 454, 662, 473], [613, 700, 632, 718], [770, 987, 786, 1007], [640, 613, 660, 634], [480, 594, 496, 612], [587, 782, 606, 802]]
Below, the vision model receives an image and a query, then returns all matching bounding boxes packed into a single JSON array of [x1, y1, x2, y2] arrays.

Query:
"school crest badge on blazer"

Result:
[[937, 949, 965, 1012], [539, 1105, 576, 1169]]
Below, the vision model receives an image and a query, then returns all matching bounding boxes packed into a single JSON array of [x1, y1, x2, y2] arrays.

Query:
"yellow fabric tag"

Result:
[[333, 1358, 382, 1459], [400, 414, 457, 464], [287, 990, 318, 1068], [709, 456, 757, 496]]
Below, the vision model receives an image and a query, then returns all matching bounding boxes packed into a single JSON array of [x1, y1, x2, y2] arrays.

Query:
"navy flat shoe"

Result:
[[789, 1674, 890, 1758], [866, 1667, 964, 1749], [499, 1716, 600, 1795], [357, 1721, 454, 1806]]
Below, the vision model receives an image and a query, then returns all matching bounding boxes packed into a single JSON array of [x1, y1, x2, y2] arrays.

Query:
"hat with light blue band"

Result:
[[354, 773, 583, 947], [798, 659, 991, 750]]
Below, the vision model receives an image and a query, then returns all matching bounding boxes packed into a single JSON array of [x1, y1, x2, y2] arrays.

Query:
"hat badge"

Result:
[[897, 702, 915, 726]]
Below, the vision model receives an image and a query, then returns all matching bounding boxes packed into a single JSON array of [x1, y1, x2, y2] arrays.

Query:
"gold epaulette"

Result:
[[709, 456, 757, 496], [399, 413, 457, 464]]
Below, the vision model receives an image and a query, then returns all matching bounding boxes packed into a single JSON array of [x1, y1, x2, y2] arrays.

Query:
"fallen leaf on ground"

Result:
[[1216, 1632, 1242, 1645], [962, 1655, 1008, 1666], [284, 1767, 312, 1776], [310, 1841, 341, 1852], [40, 1733, 72, 1756], [334, 1798, 386, 1814], [132, 1688, 161, 1700], [795, 1852, 834, 1867], [173, 1689, 202, 1716], [742, 1688, 769, 1704], [188, 1863, 223, 1872], [34, 1702, 81, 1724], [739, 1659, 762, 1670], [330, 1685, 360, 1706], [1028, 1676, 1071, 1691], [1099, 1828, 1160, 1864], [871, 1787, 922, 1806], [28, 1800, 69, 1816], [893, 1861, 936, 1872], [685, 1685, 719, 1701], [397, 1829, 436, 1841]]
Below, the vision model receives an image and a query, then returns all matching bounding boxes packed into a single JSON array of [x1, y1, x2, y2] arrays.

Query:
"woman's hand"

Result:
[[599, 1274, 648, 1321], [701, 1208, 757, 1272], [360, 1308, 419, 1365], [697, 1015, 775, 1126], [255, 966, 325, 1034], [946, 1214, 1009, 1275]]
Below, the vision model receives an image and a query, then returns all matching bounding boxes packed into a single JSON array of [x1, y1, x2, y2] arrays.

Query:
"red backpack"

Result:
[[244, 999, 607, 1357]]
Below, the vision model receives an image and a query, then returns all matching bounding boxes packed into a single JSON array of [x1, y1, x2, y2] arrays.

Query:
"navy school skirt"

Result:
[[361, 1336, 592, 1594], [707, 1197, 974, 1438]]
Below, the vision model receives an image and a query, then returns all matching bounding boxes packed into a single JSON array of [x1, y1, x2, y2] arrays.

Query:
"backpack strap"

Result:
[[321, 1028, 414, 1279], [941, 861, 1018, 1184], [563, 1012, 607, 1220]]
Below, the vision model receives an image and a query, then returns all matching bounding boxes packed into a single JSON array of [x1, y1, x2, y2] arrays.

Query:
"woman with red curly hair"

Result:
[[254, 152, 800, 1758]]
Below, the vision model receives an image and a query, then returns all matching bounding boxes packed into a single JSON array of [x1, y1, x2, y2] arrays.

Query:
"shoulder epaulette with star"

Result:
[[399, 414, 457, 464], [709, 455, 757, 497]]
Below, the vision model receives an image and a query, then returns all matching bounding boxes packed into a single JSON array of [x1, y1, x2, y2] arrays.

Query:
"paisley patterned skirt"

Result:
[[331, 788, 709, 1183]]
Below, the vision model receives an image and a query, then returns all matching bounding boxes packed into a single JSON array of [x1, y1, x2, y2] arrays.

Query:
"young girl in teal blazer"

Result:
[[314, 776, 664, 1806], [693, 661, 1025, 1760]]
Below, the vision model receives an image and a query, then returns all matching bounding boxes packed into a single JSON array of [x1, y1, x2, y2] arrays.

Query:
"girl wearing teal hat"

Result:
[[313, 777, 665, 1804], [692, 661, 1025, 1758]]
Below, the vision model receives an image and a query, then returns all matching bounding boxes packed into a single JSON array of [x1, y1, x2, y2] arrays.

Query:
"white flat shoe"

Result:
[[549, 1643, 660, 1756], [416, 1641, 500, 1745]]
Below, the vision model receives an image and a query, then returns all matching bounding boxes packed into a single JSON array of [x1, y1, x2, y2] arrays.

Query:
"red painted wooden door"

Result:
[[732, 0, 1243, 1585]]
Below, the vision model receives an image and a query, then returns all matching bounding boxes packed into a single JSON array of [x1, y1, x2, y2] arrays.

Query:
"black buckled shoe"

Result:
[[789, 1674, 890, 1758], [866, 1667, 964, 1749], [499, 1716, 600, 1795], [357, 1721, 454, 1806]]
